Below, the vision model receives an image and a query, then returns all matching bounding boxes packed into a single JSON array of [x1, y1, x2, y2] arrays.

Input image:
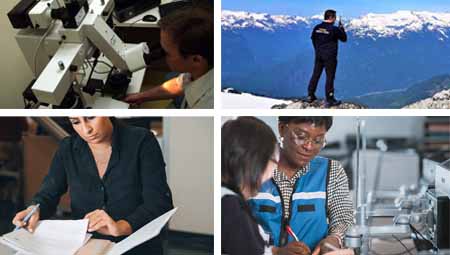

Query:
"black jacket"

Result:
[[311, 21, 347, 59], [222, 193, 265, 255], [32, 121, 173, 254]]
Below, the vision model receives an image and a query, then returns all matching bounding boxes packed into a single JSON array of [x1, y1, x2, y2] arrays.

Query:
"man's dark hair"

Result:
[[222, 117, 277, 197], [324, 9, 337, 20], [159, 7, 213, 68], [278, 116, 333, 131]]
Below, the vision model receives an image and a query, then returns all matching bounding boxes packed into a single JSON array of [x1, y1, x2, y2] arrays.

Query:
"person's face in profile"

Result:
[[279, 122, 327, 167], [69, 117, 113, 144], [160, 29, 191, 73]]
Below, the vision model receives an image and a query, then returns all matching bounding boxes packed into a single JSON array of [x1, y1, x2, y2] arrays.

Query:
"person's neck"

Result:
[[278, 152, 305, 179], [324, 20, 334, 23], [88, 141, 112, 152], [191, 66, 210, 81]]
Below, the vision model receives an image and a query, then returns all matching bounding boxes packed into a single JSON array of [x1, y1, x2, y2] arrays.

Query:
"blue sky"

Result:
[[222, 0, 450, 18]]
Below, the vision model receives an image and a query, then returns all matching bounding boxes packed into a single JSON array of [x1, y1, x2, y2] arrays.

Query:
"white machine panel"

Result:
[[32, 43, 84, 105], [29, 0, 54, 29], [436, 163, 450, 196]]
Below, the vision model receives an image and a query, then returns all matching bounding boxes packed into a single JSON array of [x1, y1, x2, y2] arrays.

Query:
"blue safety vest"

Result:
[[248, 156, 330, 250]]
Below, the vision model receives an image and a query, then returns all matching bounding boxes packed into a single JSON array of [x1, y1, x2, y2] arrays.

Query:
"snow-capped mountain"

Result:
[[222, 10, 311, 31], [222, 10, 450, 102], [222, 10, 450, 39], [348, 11, 450, 39]]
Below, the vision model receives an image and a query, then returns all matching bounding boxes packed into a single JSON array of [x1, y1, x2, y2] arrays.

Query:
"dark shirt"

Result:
[[32, 121, 174, 254], [311, 21, 347, 59], [222, 193, 265, 255]]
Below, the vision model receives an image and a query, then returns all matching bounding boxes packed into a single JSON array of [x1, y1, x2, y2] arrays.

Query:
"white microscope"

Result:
[[8, 0, 164, 108]]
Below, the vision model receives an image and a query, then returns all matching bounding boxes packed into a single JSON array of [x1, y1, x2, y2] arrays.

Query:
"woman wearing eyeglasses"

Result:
[[248, 117, 354, 255]]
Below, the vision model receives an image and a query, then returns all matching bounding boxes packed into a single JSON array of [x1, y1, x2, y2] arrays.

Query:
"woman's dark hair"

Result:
[[159, 7, 213, 68], [63, 117, 119, 136], [222, 117, 277, 197], [278, 116, 333, 131]]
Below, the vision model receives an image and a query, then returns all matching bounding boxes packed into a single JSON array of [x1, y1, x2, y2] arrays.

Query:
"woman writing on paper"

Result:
[[12, 117, 173, 254], [247, 117, 354, 255]]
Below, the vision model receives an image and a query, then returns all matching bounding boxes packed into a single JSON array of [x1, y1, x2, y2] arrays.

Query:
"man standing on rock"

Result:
[[307, 9, 347, 107]]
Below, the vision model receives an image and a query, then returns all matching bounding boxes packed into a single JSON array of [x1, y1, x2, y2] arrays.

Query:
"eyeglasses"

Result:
[[286, 125, 327, 149]]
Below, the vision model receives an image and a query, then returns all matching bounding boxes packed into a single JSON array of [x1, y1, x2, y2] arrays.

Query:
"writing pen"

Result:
[[286, 225, 299, 242], [15, 204, 40, 231]]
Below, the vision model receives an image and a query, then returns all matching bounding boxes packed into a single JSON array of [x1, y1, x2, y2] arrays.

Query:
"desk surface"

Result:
[[364, 217, 417, 254], [113, 0, 175, 28], [370, 238, 417, 254], [75, 239, 113, 255]]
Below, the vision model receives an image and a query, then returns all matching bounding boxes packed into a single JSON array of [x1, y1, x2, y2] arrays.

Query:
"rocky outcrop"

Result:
[[403, 89, 450, 109], [272, 99, 368, 109]]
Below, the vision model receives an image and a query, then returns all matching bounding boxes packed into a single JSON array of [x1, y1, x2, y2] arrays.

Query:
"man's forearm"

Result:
[[141, 78, 184, 101]]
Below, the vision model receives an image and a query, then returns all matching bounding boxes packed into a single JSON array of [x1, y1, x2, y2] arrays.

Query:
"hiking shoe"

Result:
[[325, 97, 342, 107], [306, 94, 317, 103]]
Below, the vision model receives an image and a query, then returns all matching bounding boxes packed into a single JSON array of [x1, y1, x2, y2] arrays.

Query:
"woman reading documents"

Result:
[[12, 117, 173, 254]]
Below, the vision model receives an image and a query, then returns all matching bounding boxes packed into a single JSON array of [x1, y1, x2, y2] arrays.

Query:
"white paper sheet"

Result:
[[1, 220, 89, 255], [107, 208, 178, 255]]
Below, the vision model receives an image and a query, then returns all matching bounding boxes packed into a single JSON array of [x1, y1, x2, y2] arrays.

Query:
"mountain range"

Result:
[[222, 10, 450, 106], [349, 74, 450, 108]]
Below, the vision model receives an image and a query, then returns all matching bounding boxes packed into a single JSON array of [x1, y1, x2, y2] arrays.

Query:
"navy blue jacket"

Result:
[[311, 21, 347, 59]]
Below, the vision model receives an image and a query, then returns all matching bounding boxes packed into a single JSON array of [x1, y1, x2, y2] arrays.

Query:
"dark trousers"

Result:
[[308, 55, 337, 98]]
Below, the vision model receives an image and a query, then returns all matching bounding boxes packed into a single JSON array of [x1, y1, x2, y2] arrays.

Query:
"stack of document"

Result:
[[1, 208, 177, 255], [0, 219, 90, 255]]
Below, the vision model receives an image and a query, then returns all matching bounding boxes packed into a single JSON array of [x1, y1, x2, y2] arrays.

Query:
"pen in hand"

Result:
[[286, 225, 300, 242], [14, 204, 40, 231]]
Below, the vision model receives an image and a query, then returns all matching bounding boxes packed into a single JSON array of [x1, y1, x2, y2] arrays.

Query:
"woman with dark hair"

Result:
[[12, 117, 173, 254], [248, 117, 354, 255], [222, 117, 305, 255]]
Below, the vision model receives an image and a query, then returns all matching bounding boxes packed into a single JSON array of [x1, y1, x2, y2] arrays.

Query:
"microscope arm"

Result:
[[83, 15, 149, 73], [31, 14, 152, 106]]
